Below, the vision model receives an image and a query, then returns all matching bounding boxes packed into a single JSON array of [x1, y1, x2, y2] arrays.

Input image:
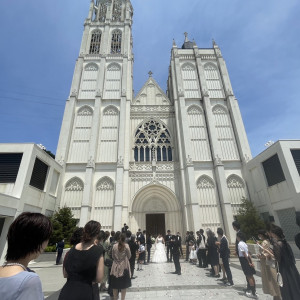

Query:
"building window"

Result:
[[29, 158, 49, 191], [89, 31, 101, 54], [0, 153, 23, 183], [112, 0, 122, 22], [291, 149, 300, 175], [98, 2, 108, 22], [111, 30, 122, 54], [134, 120, 173, 162], [262, 154, 286, 187]]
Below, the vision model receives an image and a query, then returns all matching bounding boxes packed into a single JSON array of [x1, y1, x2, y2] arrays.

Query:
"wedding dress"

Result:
[[152, 237, 168, 263]]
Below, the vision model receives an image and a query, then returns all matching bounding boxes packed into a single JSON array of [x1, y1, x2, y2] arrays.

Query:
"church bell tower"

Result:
[[56, 0, 134, 227]]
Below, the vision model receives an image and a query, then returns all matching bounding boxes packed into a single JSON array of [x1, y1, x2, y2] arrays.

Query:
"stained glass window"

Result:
[[134, 120, 173, 162]]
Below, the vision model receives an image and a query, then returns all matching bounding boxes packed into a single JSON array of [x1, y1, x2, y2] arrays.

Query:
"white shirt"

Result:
[[238, 241, 249, 257]]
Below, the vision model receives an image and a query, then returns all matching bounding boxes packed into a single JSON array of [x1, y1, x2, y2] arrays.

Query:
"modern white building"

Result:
[[56, 0, 252, 242], [246, 140, 300, 245], [0, 143, 62, 263]]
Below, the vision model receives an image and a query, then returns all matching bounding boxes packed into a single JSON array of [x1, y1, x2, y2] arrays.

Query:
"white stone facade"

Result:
[[246, 140, 300, 245], [0, 143, 62, 263], [56, 0, 252, 242]]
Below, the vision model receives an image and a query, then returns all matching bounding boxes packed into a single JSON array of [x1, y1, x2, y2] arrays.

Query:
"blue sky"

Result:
[[0, 0, 299, 157]]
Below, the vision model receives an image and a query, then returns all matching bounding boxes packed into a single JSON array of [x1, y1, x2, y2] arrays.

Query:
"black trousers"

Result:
[[222, 256, 233, 283], [147, 247, 151, 262], [56, 249, 63, 265], [198, 249, 207, 267], [167, 245, 173, 261], [185, 244, 189, 261], [173, 253, 181, 274], [129, 259, 135, 277]]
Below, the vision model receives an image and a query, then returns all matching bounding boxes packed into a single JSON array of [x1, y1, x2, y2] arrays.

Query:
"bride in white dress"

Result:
[[152, 234, 168, 263]]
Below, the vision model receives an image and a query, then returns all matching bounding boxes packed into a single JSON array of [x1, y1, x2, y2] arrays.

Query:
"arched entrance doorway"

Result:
[[130, 183, 183, 237]]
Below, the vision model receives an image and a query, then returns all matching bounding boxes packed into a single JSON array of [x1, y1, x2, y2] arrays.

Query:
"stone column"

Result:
[[171, 50, 201, 232], [195, 53, 235, 241], [79, 94, 102, 226]]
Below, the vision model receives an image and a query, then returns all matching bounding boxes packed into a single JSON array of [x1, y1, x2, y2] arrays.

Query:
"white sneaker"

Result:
[[245, 291, 252, 298]]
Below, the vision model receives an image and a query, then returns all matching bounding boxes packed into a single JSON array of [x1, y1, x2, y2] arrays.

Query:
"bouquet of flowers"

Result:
[[151, 237, 156, 244]]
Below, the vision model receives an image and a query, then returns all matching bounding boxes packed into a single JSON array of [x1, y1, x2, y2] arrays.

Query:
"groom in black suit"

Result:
[[170, 235, 181, 275]]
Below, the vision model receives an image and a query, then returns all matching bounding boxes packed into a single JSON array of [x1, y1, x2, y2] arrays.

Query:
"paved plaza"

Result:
[[29, 257, 300, 300]]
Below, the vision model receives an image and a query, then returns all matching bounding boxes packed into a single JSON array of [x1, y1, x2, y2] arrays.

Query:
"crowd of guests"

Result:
[[183, 222, 300, 299], [1, 214, 300, 300]]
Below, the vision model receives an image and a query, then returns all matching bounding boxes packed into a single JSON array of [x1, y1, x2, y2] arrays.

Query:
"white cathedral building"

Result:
[[56, 0, 252, 241]]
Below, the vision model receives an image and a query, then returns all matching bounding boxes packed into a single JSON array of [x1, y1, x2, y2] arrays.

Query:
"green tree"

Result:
[[235, 197, 266, 240], [49, 206, 77, 245]]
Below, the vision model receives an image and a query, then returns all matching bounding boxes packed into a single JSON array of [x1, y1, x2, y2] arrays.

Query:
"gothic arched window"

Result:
[[134, 120, 173, 162], [111, 30, 122, 54], [89, 31, 102, 54]]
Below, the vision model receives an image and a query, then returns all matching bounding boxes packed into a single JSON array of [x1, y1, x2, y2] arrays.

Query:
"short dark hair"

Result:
[[200, 229, 204, 234], [6, 212, 52, 261], [70, 227, 83, 246], [126, 230, 132, 238], [167, 230, 170, 233], [232, 221, 240, 230], [217, 228, 223, 236], [111, 231, 115, 237], [82, 220, 101, 243], [114, 231, 121, 242], [143, 230, 146, 234], [105, 231, 110, 241], [236, 231, 246, 242], [98, 230, 106, 242]]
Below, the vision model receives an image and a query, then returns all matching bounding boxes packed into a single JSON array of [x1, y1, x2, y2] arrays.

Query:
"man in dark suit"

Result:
[[56, 239, 64, 265], [137, 230, 146, 245], [122, 223, 129, 233], [217, 227, 234, 286], [176, 232, 183, 256], [197, 229, 207, 268], [170, 235, 181, 275], [146, 233, 153, 263], [185, 231, 190, 261], [165, 230, 172, 262]]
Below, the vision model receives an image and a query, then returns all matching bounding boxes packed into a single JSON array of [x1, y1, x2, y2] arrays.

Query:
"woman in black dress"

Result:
[[270, 224, 300, 300], [58, 221, 104, 300], [206, 229, 219, 277]]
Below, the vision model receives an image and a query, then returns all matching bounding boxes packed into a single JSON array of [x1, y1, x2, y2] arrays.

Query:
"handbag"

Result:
[[276, 262, 283, 287], [104, 258, 113, 268]]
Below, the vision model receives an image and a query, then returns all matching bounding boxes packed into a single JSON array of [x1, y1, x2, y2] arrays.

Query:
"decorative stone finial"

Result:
[[172, 39, 177, 47], [148, 71, 153, 77], [212, 38, 217, 46], [184, 32, 189, 42]]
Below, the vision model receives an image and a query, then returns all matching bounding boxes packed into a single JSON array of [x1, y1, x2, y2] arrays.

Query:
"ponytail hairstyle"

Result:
[[82, 220, 101, 243], [118, 233, 126, 252]]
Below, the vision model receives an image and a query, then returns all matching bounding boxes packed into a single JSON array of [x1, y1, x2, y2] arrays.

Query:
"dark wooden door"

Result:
[[146, 214, 165, 237]]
